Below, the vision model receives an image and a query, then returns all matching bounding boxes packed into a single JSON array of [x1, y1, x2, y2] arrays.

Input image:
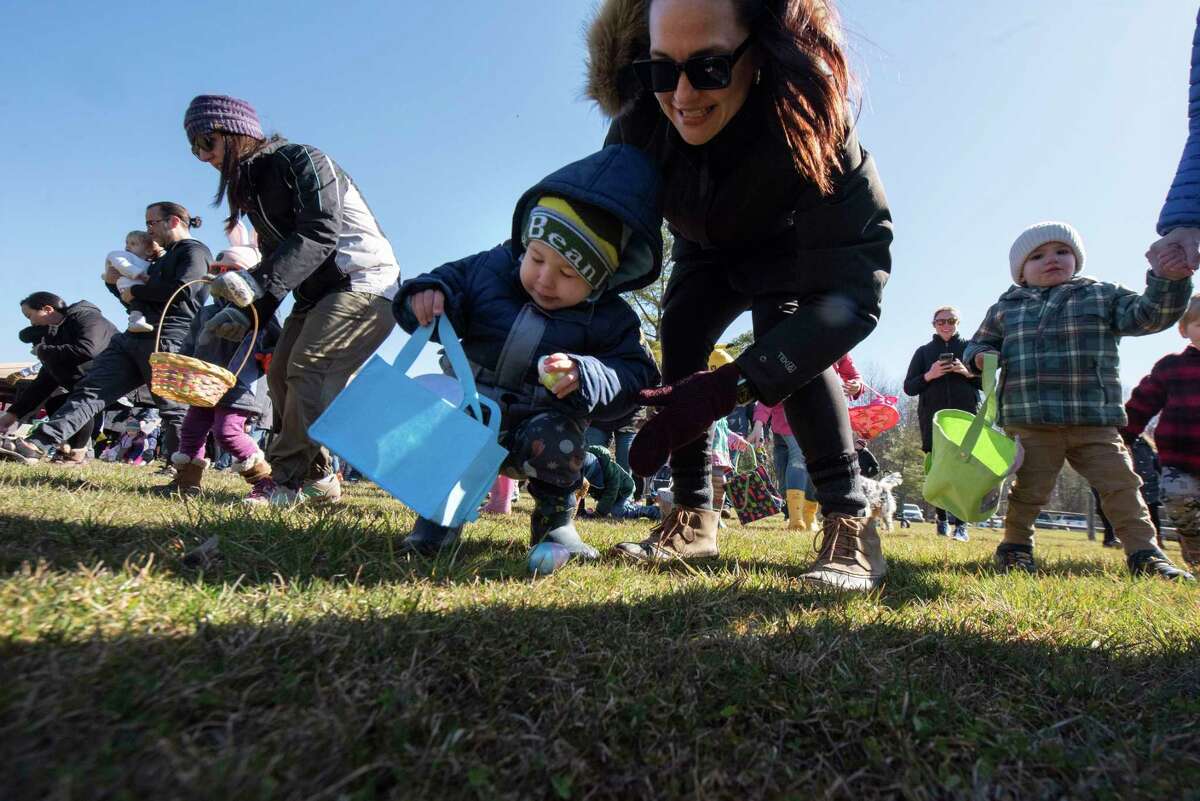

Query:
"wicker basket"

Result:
[[149, 279, 259, 408]]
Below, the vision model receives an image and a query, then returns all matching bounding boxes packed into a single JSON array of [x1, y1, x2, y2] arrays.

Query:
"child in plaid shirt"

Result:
[[965, 221, 1194, 580], [1123, 294, 1200, 572]]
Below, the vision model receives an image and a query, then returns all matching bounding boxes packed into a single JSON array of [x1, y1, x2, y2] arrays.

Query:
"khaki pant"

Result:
[[267, 291, 394, 487], [1003, 425, 1157, 556]]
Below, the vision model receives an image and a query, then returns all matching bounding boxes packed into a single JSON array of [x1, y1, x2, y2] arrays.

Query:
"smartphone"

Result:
[[938, 352, 955, 364]]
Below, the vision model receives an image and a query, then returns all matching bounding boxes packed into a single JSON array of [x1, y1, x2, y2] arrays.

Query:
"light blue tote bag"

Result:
[[309, 316, 506, 527]]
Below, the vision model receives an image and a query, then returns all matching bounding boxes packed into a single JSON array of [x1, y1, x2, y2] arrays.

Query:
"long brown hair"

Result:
[[698, 0, 852, 196], [212, 133, 277, 232]]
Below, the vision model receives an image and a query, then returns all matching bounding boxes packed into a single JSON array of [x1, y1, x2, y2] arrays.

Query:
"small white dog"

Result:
[[861, 472, 902, 532]]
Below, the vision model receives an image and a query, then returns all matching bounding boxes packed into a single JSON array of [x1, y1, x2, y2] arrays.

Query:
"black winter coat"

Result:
[[903, 334, 982, 452], [11, 301, 117, 418], [598, 82, 891, 405], [237, 138, 399, 320]]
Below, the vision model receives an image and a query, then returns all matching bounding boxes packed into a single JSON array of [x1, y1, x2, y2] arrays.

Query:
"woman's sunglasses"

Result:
[[191, 133, 216, 156], [633, 36, 753, 93]]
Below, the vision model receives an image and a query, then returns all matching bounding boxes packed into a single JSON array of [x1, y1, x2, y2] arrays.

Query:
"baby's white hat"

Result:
[[213, 245, 261, 271], [1009, 222, 1086, 284]]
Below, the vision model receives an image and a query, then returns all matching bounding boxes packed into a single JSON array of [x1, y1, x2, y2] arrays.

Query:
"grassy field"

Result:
[[1, 461, 1198, 801]]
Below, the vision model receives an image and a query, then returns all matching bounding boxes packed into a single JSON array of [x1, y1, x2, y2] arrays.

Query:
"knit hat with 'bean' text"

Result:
[[521, 196, 622, 289]]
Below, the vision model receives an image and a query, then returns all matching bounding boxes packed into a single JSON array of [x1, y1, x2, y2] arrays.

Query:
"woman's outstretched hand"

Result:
[[628, 363, 741, 477]]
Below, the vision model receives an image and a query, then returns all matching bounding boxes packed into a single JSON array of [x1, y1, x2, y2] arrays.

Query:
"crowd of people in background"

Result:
[[1, 0, 1198, 590]]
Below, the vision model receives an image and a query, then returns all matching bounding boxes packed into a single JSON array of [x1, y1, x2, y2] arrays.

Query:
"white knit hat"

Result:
[[1008, 221, 1086, 284]]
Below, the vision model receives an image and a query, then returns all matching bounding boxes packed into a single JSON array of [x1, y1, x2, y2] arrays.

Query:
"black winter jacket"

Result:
[[12, 301, 117, 418], [590, 11, 892, 405], [237, 138, 400, 320], [111, 238, 212, 341], [903, 334, 982, 452]]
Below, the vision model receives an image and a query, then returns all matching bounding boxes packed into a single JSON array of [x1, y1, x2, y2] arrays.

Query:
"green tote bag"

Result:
[[921, 353, 1023, 523]]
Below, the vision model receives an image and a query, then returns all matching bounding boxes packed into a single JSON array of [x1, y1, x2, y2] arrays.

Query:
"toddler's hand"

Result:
[[540, 353, 580, 399], [409, 289, 445, 327], [1146, 242, 1196, 281]]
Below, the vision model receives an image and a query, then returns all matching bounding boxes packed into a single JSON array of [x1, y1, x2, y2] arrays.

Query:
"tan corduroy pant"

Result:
[[1003, 425, 1157, 556]]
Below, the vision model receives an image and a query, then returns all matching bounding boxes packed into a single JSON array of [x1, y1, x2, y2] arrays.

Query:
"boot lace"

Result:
[[812, 515, 864, 566]]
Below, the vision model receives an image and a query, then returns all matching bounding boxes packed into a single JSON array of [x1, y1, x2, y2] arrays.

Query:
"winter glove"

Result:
[[628, 363, 741, 477], [203, 307, 252, 342], [209, 270, 263, 308]]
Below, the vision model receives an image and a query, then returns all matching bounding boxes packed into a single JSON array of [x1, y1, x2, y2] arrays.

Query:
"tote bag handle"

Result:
[[956, 352, 998, 462], [394, 316, 499, 434]]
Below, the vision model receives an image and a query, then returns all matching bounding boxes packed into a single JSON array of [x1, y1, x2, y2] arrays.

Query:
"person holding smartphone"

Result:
[[903, 305, 982, 540]]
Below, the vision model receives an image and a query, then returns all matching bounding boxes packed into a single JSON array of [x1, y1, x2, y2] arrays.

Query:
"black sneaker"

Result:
[[1127, 549, 1195, 581], [995, 543, 1037, 574]]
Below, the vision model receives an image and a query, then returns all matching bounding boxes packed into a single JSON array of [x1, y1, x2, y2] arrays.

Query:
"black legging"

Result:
[[658, 267, 867, 516]]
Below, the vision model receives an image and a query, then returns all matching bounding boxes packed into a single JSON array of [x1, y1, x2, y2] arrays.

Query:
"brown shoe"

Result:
[[51, 446, 88, 465], [614, 505, 719, 562], [800, 513, 887, 591], [151, 455, 205, 498], [1179, 535, 1200, 572]]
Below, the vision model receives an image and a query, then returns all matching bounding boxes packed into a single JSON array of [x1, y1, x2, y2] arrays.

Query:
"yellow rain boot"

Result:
[[786, 490, 807, 531], [802, 499, 820, 532]]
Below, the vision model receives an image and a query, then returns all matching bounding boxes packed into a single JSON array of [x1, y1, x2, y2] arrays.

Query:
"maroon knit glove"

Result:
[[629, 363, 741, 477]]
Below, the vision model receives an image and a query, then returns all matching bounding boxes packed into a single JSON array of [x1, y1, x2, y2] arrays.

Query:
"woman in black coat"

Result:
[[903, 306, 981, 539], [588, 0, 893, 590]]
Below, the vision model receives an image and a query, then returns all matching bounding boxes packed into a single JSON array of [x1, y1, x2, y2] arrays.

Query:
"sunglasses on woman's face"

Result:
[[633, 36, 753, 93], [191, 133, 216, 156], [934, 318, 958, 326]]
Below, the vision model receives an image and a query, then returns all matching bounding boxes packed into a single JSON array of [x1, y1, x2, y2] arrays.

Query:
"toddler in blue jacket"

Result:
[[393, 145, 663, 560]]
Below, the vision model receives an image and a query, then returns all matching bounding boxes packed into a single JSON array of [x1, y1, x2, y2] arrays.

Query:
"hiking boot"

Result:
[[800, 513, 887, 591], [1179, 535, 1200, 572], [1102, 537, 1122, 549], [614, 505, 719, 563], [0, 436, 47, 465], [1127, 549, 1195, 581], [953, 523, 969, 542], [400, 517, 464, 556], [151, 454, 205, 497], [530, 485, 599, 561], [936, 519, 949, 537], [995, 542, 1037, 574], [243, 477, 280, 506], [50, 446, 88, 466]]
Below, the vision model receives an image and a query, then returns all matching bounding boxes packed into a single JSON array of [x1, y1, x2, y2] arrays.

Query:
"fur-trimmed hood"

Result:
[[585, 0, 650, 119]]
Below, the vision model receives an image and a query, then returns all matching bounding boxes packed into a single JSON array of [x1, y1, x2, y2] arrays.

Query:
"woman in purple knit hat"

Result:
[[182, 94, 400, 506]]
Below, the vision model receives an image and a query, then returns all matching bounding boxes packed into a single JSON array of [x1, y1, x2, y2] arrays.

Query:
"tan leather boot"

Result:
[[800, 513, 887, 591], [614, 505, 720, 562], [153, 454, 206, 498]]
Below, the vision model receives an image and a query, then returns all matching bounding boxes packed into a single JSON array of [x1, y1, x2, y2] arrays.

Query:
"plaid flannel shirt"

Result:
[[964, 272, 1192, 427], [1124, 346, 1200, 474]]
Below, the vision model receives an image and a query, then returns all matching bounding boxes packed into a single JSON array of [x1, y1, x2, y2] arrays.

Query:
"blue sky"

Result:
[[1, 1, 1196, 393]]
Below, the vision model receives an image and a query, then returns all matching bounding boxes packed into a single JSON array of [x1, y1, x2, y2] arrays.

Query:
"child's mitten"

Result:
[[209, 271, 263, 308]]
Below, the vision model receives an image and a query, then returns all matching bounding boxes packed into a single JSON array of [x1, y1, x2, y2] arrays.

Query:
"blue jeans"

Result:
[[773, 434, 815, 495], [584, 426, 635, 476]]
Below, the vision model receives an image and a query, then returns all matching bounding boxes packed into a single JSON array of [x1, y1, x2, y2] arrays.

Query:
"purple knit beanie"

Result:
[[183, 95, 265, 142]]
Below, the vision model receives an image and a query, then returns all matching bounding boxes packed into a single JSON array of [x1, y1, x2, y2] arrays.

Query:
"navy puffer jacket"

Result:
[[1158, 9, 1200, 233], [394, 145, 663, 423]]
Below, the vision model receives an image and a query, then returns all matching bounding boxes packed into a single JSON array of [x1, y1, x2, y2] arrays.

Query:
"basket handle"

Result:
[[153, 277, 261, 381], [956, 352, 998, 462]]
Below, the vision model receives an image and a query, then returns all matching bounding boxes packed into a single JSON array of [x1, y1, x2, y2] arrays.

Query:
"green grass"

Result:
[[1, 462, 1198, 800]]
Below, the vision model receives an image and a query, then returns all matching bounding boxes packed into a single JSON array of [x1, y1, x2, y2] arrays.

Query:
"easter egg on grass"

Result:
[[528, 541, 572, 575]]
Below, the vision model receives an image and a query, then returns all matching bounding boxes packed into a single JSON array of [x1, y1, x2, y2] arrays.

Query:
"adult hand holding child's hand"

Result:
[[1146, 239, 1197, 282], [1147, 227, 1200, 278], [409, 289, 445, 327], [539, 353, 580, 399]]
